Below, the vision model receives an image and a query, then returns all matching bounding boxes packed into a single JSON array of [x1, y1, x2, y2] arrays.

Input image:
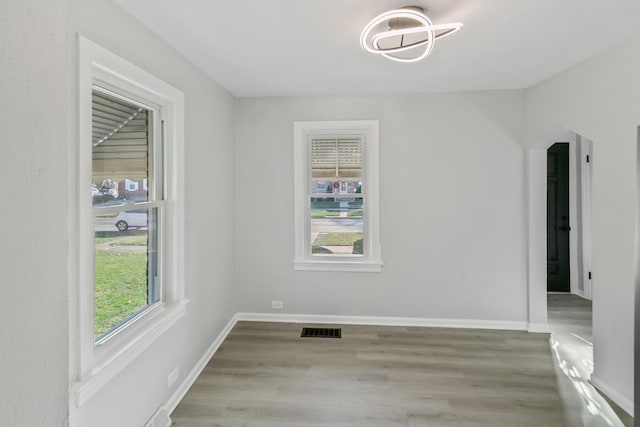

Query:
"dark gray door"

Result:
[[547, 142, 570, 292]]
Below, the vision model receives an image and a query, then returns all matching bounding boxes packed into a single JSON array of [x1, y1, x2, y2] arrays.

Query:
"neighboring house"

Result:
[[93, 90, 149, 202], [118, 178, 148, 201]]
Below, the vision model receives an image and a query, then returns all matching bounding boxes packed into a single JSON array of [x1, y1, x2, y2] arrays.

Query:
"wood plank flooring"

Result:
[[172, 322, 567, 426], [547, 294, 633, 426], [547, 293, 592, 342]]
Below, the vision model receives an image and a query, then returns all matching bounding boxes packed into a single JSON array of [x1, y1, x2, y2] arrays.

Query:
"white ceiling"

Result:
[[114, 0, 640, 98]]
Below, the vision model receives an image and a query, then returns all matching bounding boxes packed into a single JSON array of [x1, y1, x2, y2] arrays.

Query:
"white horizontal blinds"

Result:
[[311, 138, 362, 181]]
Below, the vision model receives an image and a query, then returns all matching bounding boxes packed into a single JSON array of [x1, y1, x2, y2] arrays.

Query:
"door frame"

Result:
[[578, 137, 593, 300], [527, 130, 593, 331]]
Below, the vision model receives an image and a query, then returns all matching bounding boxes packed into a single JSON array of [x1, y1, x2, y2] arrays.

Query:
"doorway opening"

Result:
[[546, 136, 593, 299], [546, 137, 593, 384], [543, 135, 631, 423]]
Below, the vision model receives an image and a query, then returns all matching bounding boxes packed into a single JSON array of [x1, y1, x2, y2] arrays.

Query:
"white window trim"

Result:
[[293, 120, 382, 272], [70, 36, 188, 410]]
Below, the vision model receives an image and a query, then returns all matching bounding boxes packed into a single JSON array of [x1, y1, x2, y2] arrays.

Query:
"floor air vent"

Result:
[[301, 327, 342, 338]]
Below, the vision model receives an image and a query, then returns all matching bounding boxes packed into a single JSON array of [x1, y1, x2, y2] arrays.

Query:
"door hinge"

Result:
[[588, 271, 592, 280], [586, 154, 590, 163]]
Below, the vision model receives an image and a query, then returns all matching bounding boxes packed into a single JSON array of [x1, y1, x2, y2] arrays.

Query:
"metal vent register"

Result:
[[300, 327, 342, 338]]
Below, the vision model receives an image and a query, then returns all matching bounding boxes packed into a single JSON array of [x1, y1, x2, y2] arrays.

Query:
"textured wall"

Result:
[[0, 0, 70, 425]]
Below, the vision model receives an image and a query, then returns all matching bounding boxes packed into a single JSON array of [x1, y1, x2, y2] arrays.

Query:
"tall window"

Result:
[[74, 36, 186, 407], [92, 88, 161, 341], [294, 121, 382, 272]]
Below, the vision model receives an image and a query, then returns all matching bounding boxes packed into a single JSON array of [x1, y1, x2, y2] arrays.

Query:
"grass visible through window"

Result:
[[311, 209, 363, 218], [94, 234, 148, 338], [311, 210, 340, 217], [312, 232, 363, 254]]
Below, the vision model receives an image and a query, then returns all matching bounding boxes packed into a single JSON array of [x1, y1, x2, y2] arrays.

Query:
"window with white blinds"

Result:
[[311, 138, 362, 181], [294, 121, 382, 272]]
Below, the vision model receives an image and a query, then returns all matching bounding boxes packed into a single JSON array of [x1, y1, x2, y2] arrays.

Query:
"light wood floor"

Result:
[[547, 293, 592, 342], [172, 322, 568, 426], [547, 293, 633, 427]]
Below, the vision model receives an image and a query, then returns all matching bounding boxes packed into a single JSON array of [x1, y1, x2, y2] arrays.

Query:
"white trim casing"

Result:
[[71, 35, 187, 410], [293, 120, 382, 272], [569, 137, 579, 295], [580, 137, 593, 300], [527, 322, 551, 333], [72, 300, 188, 408]]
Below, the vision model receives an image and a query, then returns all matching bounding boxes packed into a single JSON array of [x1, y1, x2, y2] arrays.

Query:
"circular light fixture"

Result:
[[360, 6, 463, 63]]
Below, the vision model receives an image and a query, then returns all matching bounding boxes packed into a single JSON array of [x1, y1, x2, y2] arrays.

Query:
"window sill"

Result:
[[293, 260, 383, 272], [70, 298, 189, 410]]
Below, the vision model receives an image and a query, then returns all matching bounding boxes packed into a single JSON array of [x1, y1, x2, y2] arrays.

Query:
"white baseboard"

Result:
[[527, 322, 550, 333], [143, 406, 171, 427], [573, 289, 587, 299], [236, 312, 528, 331], [165, 314, 239, 414], [590, 374, 634, 417]]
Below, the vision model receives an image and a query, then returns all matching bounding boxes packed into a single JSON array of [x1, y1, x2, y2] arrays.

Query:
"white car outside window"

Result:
[[114, 210, 148, 231]]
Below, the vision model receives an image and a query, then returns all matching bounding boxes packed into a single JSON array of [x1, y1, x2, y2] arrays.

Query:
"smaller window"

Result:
[[293, 121, 382, 272]]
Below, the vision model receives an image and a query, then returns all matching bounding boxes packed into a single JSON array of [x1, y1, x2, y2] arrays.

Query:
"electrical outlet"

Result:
[[271, 300, 284, 310], [168, 367, 179, 388]]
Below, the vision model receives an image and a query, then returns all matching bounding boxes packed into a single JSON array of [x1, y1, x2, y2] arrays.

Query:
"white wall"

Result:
[[526, 37, 640, 413], [1, 0, 237, 425], [67, 1, 238, 425], [0, 1, 69, 425], [236, 91, 528, 323]]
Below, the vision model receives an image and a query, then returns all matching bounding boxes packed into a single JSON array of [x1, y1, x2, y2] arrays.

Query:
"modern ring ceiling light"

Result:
[[360, 6, 463, 63]]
